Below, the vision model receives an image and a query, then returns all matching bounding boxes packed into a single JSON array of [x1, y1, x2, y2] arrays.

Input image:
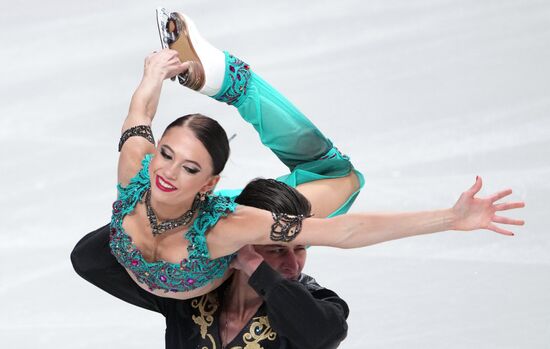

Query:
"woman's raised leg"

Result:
[[161, 9, 364, 216], [212, 54, 365, 217]]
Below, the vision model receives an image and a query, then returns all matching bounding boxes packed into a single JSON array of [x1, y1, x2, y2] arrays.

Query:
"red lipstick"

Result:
[[156, 175, 177, 192]]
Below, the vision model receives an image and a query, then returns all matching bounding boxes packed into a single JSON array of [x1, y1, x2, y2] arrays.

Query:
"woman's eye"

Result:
[[160, 149, 172, 160], [184, 166, 199, 174]]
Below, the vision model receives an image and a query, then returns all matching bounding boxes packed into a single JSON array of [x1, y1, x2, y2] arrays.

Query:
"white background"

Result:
[[1, 0, 548, 348]]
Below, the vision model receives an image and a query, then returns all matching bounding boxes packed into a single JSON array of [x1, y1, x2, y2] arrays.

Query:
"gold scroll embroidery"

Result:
[[231, 316, 277, 349], [191, 293, 220, 348], [191, 294, 277, 349]]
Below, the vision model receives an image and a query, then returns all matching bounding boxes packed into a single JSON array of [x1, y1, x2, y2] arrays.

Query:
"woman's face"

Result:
[[149, 126, 220, 207]]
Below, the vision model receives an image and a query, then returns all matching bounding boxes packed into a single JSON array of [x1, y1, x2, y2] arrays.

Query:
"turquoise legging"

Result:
[[213, 52, 364, 217]]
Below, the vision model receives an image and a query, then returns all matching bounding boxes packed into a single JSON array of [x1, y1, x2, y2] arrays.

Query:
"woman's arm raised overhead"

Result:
[[118, 49, 188, 186], [207, 176, 525, 258]]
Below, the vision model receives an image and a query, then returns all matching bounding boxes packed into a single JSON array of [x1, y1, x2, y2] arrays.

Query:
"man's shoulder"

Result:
[[297, 273, 350, 318]]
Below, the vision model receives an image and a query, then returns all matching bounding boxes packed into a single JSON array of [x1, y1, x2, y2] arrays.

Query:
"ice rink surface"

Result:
[[1, 0, 549, 348]]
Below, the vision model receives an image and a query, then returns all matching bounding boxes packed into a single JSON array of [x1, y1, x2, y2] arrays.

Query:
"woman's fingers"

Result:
[[495, 201, 525, 211], [164, 61, 189, 79], [144, 49, 189, 80], [146, 48, 180, 63], [179, 61, 191, 73], [493, 215, 525, 226], [487, 223, 515, 236], [488, 188, 513, 203], [488, 214, 524, 236], [468, 176, 483, 196], [459, 176, 524, 236]]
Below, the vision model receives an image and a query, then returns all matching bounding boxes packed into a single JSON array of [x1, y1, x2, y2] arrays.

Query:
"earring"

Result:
[[199, 190, 212, 202], [191, 192, 204, 211]]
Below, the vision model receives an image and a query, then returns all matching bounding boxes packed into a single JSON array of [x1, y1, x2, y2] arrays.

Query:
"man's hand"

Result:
[[231, 245, 264, 277]]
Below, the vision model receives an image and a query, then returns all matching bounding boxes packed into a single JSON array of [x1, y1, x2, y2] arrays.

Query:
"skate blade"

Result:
[[156, 7, 172, 49], [154, 8, 204, 89]]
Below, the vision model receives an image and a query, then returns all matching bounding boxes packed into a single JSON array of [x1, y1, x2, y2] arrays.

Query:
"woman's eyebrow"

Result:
[[161, 144, 173, 153], [162, 144, 202, 169], [184, 159, 202, 169]]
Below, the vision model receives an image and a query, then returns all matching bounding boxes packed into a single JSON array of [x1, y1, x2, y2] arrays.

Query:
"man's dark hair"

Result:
[[235, 178, 311, 216]]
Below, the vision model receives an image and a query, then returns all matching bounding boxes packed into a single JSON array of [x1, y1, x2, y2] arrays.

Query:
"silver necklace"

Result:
[[144, 189, 200, 236]]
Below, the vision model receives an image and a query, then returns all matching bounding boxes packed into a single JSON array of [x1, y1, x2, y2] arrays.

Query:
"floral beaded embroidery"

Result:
[[109, 154, 237, 292], [270, 212, 305, 242], [214, 52, 251, 106]]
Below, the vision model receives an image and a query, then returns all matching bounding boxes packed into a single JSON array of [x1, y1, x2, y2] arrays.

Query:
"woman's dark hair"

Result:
[[235, 178, 311, 216], [163, 113, 230, 175]]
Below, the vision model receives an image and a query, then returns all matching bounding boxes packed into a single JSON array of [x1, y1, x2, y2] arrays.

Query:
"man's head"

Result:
[[235, 178, 311, 280]]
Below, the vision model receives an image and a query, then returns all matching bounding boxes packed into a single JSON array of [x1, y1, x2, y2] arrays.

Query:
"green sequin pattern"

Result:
[[109, 154, 237, 292]]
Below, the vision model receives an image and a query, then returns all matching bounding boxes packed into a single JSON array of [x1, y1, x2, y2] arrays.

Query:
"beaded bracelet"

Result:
[[270, 212, 306, 242], [118, 125, 155, 152]]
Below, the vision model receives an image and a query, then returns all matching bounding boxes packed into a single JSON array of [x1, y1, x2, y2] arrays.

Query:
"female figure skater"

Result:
[[107, 9, 524, 300], [72, 179, 350, 348]]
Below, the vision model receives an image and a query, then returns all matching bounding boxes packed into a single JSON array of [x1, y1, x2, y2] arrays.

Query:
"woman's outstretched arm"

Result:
[[118, 49, 188, 186], [208, 177, 525, 257]]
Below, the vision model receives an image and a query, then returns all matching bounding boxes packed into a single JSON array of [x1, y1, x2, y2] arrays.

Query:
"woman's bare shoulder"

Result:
[[118, 147, 155, 187], [206, 205, 271, 258]]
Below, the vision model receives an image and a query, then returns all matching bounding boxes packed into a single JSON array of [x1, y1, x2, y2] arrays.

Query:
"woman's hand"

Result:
[[143, 48, 189, 81], [451, 176, 525, 235], [126, 49, 189, 125]]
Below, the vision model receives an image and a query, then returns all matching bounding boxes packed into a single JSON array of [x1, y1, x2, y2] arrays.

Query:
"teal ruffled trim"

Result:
[[114, 154, 152, 217], [186, 195, 237, 260], [109, 155, 237, 293]]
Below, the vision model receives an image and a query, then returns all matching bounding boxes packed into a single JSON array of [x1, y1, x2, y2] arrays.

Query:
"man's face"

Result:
[[254, 245, 307, 280]]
